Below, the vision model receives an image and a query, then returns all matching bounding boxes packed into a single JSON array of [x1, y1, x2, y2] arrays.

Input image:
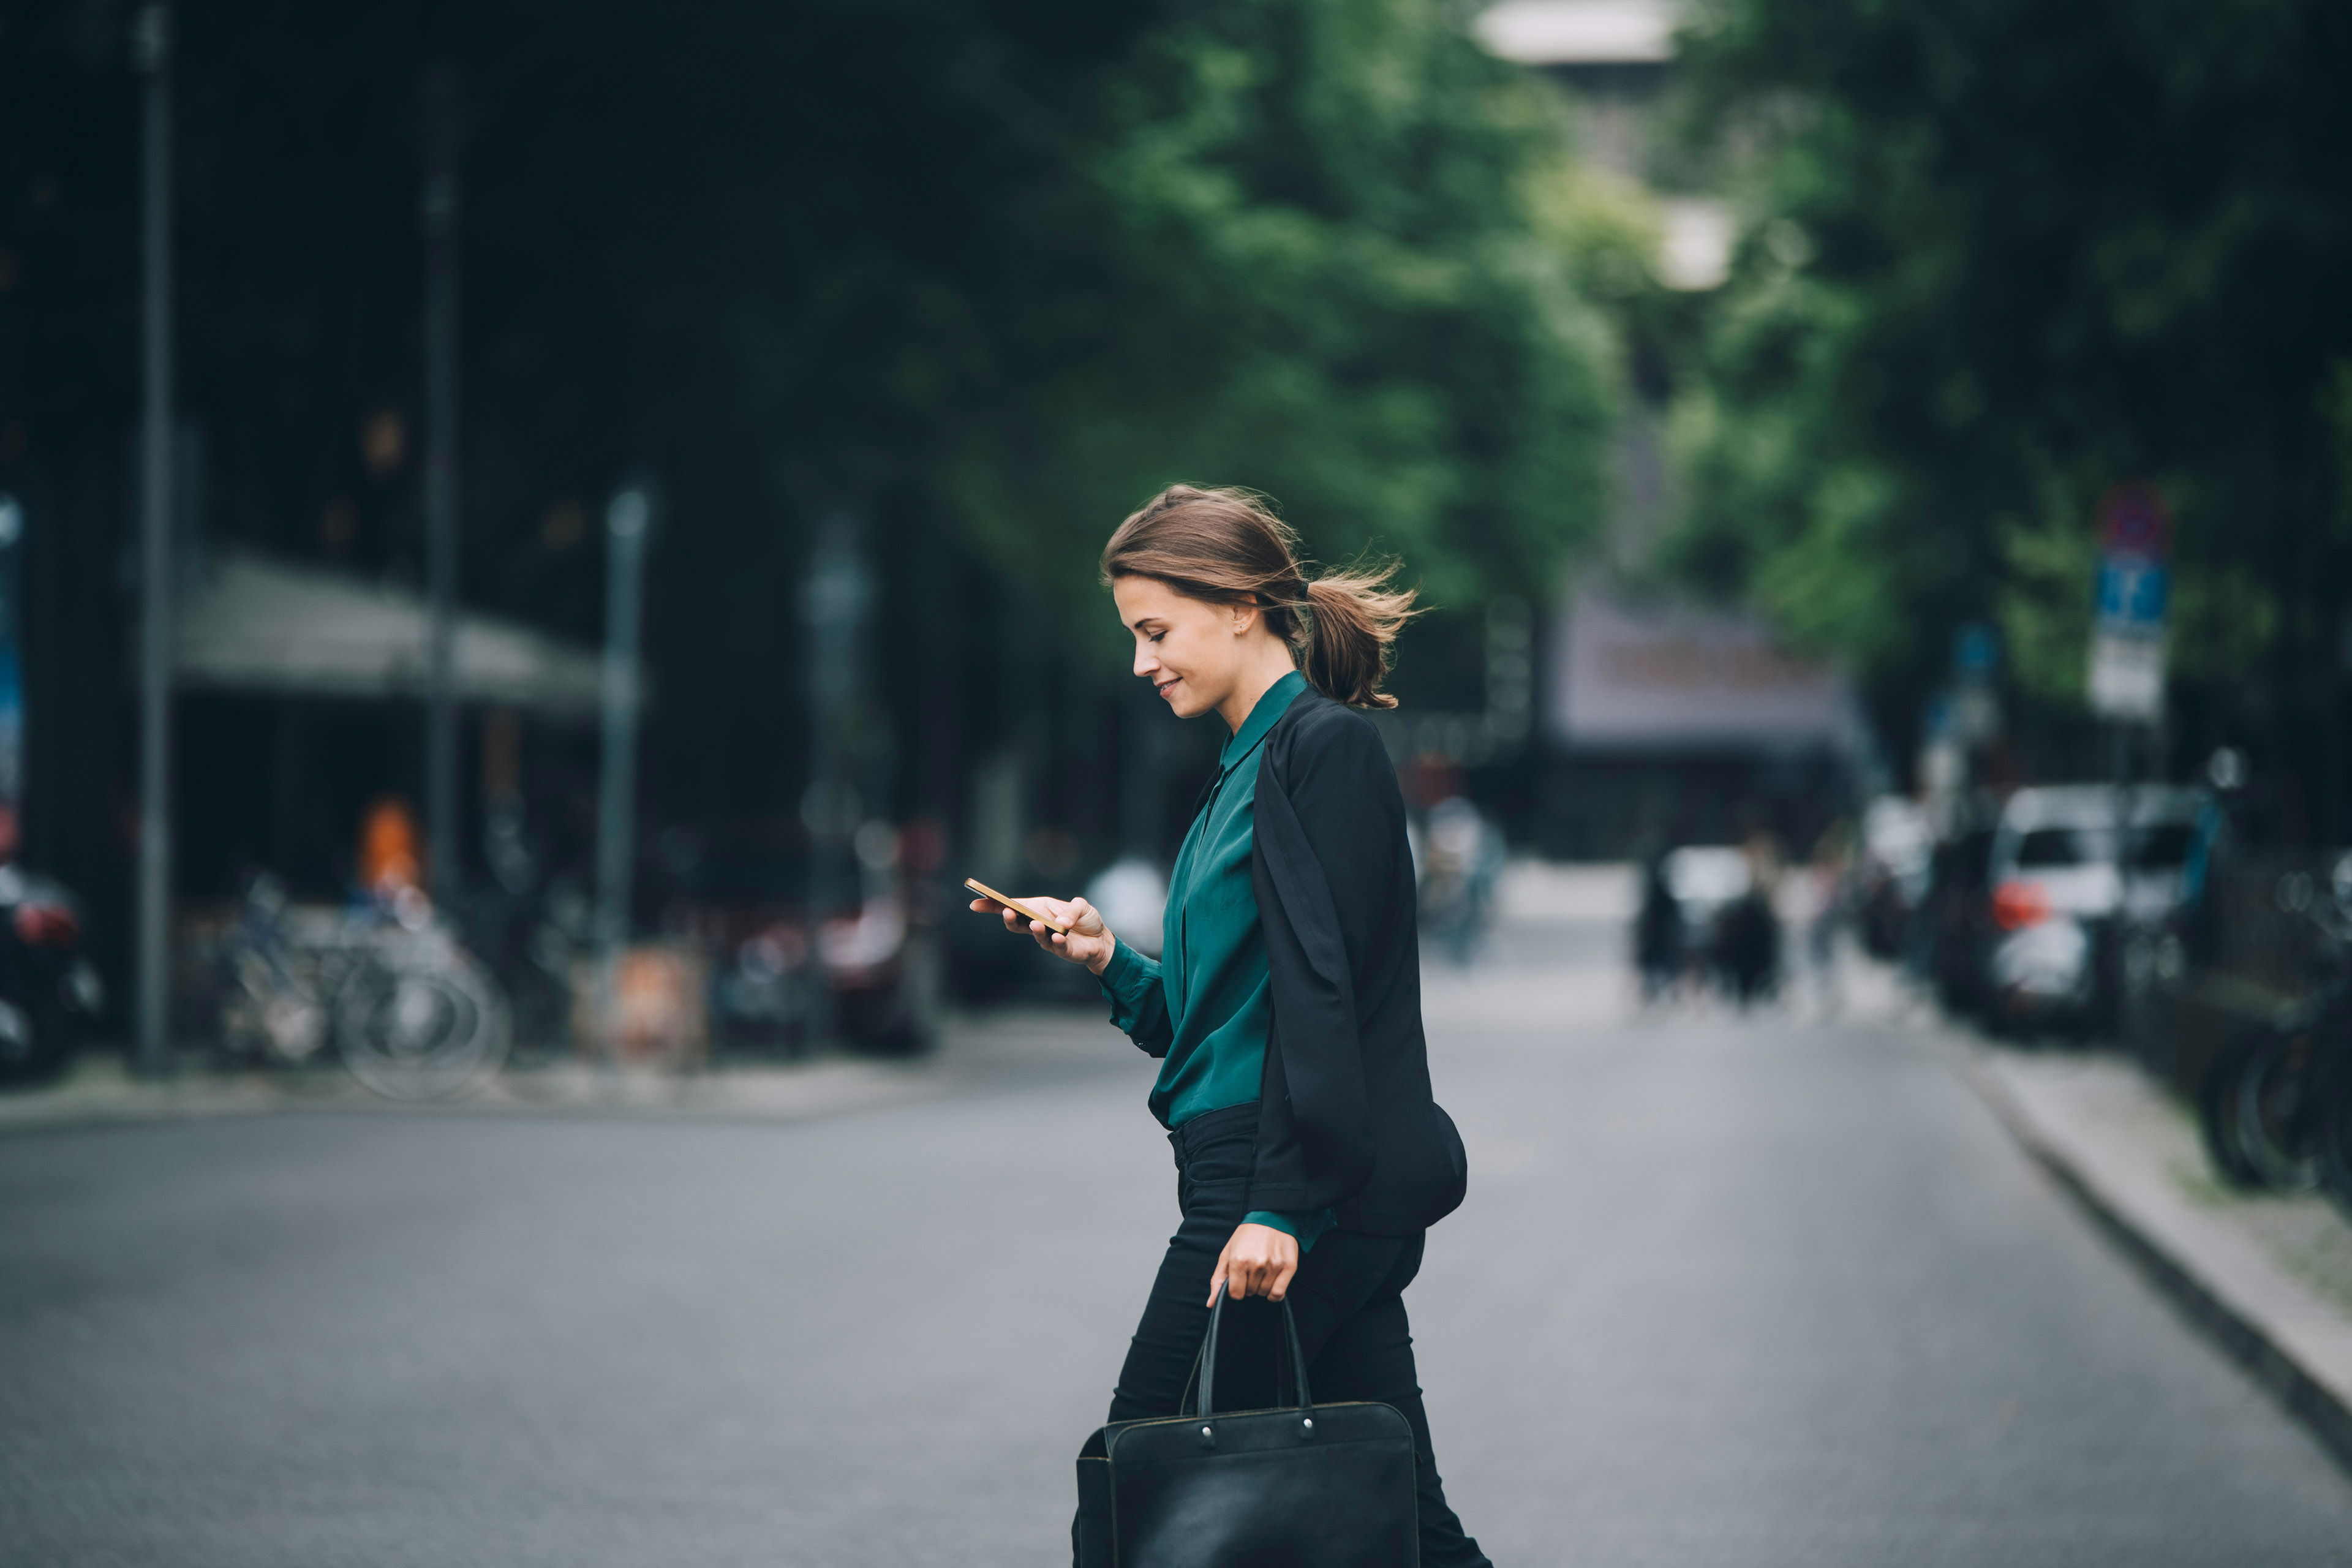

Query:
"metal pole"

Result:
[[132, 4, 173, 1077], [2113, 720, 2132, 846], [802, 514, 871, 903], [2108, 718, 2132, 1040], [593, 478, 655, 1055], [421, 65, 462, 897]]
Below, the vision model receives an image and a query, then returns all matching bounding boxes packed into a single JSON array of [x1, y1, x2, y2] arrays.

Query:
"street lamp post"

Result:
[[421, 65, 462, 897], [801, 513, 872, 924], [592, 475, 658, 1056], [132, 3, 174, 1077]]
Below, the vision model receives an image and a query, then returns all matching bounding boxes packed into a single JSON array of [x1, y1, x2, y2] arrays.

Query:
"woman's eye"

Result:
[[1149, 632, 1164, 644]]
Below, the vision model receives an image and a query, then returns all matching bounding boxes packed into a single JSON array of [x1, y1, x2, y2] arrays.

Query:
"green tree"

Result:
[[907, 0, 1626, 682], [0, 0, 1624, 903], [1664, 0, 2352, 823]]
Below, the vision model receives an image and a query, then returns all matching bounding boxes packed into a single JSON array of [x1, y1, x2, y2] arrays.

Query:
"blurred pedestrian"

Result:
[[1634, 850, 1682, 1001], [1716, 830, 1782, 1008], [1798, 823, 1853, 1017], [358, 796, 423, 897], [1422, 795, 1502, 965], [973, 485, 1490, 1568]]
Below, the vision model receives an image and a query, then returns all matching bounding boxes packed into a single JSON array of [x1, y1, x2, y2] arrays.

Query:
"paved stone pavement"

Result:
[[6, 902, 2352, 1566]]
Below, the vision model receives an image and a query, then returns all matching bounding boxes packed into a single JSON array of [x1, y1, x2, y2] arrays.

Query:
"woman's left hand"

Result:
[[1209, 1223, 1299, 1306]]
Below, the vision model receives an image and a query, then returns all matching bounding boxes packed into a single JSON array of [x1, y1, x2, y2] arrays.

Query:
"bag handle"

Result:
[[1194, 1282, 1314, 1420]]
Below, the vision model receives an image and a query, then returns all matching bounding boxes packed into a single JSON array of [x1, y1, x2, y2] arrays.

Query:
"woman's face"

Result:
[[1112, 575, 1253, 720]]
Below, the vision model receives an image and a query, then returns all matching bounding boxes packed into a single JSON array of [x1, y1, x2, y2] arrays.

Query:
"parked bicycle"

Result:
[[218, 873, 511, 1101], [2197, 854, 2352, 1221]]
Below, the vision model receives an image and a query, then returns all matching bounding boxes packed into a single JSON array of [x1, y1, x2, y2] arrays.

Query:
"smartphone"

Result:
[[963, 877, 1072, 935]]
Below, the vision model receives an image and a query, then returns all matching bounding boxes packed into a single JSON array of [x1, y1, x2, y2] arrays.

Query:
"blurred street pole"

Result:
[[421, 65, 462, 897], [802, 514, 872, 924], [593, 476, 657, 1055], [132, 4, 173, 1077]]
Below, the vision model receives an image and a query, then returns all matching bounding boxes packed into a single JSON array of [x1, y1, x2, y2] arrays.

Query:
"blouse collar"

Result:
[[1219, 669, 1310, 773]]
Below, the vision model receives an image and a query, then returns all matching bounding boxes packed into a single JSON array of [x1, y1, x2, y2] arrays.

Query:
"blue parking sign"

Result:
[[2095, 557, 2167, 631]]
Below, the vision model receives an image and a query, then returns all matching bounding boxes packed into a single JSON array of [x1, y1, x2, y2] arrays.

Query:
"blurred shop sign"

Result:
[[170, 548, 601, 714], [1549, 589, 1858, 751], [2086, 483, 2170, 723]]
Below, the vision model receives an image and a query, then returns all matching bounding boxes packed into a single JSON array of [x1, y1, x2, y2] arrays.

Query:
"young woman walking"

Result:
[[973, 484, 1491, 1568]]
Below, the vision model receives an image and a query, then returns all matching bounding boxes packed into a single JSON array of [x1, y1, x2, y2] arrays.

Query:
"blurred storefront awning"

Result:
[[1548, 587, 1862, 753], [172, 549, 602, 715]]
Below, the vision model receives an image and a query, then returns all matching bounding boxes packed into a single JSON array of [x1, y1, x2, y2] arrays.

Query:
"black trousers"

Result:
[[1079, 1101, 1492, 1567]]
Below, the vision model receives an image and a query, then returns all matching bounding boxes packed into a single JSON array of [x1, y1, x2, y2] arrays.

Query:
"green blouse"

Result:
[[1099, 671, 1335, 1253]]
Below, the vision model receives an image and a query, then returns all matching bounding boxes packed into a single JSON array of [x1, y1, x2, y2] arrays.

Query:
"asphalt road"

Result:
[[6, 913, 2352, 1567]]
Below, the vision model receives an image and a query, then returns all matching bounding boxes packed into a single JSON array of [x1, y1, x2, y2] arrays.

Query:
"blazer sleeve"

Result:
[[1246, 706, 1386, 1212]]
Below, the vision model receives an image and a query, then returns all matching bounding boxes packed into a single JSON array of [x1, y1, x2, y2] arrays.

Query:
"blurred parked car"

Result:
[[707, 916, 815, 1047], [1983, 785, 2203, 1033], [663, 829, 937, 1055], [0, 864, 105, 1086], [818, 895, 940, 1056]]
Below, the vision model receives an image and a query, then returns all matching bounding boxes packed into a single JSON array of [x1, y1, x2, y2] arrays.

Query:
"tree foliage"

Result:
[[1664, 0, 2352, 815], [1, 0, 1619, 845]]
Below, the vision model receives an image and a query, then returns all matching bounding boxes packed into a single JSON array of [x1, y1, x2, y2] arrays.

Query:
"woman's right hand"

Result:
[[969, 894, 1117, 975]]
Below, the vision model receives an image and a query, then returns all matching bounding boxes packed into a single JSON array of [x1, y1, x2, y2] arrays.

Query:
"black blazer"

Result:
[[1243, 691, 1468, 1234]]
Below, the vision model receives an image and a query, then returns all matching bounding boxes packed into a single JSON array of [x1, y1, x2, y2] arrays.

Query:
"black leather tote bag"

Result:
[[1074, 1286, 1418, 1568]]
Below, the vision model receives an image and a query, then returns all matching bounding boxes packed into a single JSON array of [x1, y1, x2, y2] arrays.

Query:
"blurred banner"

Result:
[[1550, 589, 1857, 751]]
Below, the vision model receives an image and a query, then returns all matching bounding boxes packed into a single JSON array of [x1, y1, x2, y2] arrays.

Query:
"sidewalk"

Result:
[[1969, 1046, 2352, 1469], [0, 1050, 943, 1135], [0, 1005, 1125, 1139]]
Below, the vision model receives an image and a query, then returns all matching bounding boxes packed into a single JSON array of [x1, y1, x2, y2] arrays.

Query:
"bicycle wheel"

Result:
[[334, 941, 511, 1101], [2318, 1057, 2352, 1223], [2198, 1034, 2265, 1189], [2234, 1025, 2323, 1193]]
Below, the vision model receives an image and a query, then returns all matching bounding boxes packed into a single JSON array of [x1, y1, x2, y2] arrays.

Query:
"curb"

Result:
[[0, 1008, 1118, 1139], [0, 1057, 951, 1140], [1961, 1050, 2352, 1479]]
